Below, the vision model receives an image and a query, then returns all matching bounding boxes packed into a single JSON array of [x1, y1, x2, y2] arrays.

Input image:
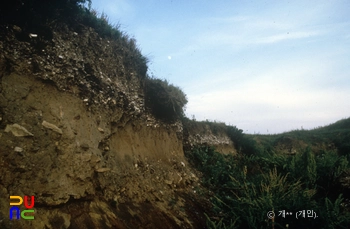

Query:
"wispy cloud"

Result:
[[170, 12, 326, 60], [254, 31, 322, 44]]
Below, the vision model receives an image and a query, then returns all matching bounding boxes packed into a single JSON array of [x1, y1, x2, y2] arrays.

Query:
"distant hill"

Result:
[[250, 117, 350, 156]]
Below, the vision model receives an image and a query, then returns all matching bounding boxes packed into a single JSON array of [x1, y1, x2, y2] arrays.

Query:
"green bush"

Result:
[[144, 77, 187, 122], [315, 150, 349, 199], [321, 194, 350, 228], [186, 145, 350, 228], [229, 167, 320, 228], [226, 126, 261, 156], [287, 147, 317, 187]]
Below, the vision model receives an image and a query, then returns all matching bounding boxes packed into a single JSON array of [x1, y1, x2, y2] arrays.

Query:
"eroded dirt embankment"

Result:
[[183, 119, 237, 155], [0, 24, 213, 229]]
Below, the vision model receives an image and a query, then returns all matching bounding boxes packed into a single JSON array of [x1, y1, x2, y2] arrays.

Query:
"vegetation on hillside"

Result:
[[187, 146, 350, 228], [251, 118, 350, 159], [144, 77, 188, 122], [185, 118, 350, 229]]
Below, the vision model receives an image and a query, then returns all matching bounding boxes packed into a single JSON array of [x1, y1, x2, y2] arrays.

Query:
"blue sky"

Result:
[[91, 0, 350, 134]]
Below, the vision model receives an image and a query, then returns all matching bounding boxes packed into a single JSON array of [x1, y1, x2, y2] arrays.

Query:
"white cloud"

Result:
[[255, 31, 322, 44]]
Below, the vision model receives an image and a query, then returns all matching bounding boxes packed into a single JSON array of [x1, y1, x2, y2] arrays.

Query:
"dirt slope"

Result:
[[0, 23, 214, 229]]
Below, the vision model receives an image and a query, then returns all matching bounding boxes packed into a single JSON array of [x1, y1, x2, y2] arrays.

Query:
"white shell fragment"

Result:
[[29, 33, 38, 38], [42, 120, 63, 134], [95, 168, 110, 173], [5, 124, 34, 137]]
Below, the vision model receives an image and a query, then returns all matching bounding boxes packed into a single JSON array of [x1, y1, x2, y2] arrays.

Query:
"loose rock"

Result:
[[14, 147, 23, 152]]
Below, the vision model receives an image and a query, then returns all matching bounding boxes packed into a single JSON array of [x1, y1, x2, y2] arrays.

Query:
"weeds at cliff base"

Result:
[[186, 145, 350, 228]]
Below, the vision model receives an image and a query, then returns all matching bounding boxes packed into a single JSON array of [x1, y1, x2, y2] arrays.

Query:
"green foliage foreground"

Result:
[[186, 146, 350, 229]]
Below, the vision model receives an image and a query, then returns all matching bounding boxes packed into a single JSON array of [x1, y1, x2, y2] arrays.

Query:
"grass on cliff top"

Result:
[[144, 77, 188, 122]]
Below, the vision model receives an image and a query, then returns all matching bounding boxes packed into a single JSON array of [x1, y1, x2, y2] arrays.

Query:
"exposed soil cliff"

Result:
[[0, 23, 219, 228], [183, 120, 236, 155], [2, 3, 350, 229]]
